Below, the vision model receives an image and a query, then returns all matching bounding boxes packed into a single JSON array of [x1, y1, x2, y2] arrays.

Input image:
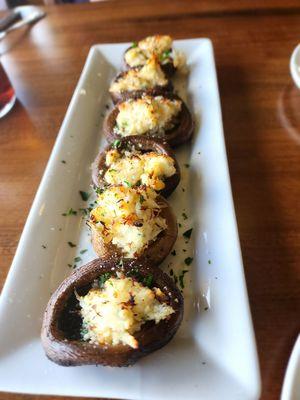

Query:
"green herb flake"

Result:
[[61, 160, 66, 164], [99, 272, 111, 288], [74, 256, 82, 263], [68, 241, 76, 248], [184, 257, 193, 266], [79, 191, 90, 201], [182, 212, 188, 220], [143, 274, 153, 288], [79, 207, 88, 216], [113, 139, 121, 148], [41, 244, 47, 249], [124, 180, 131, 187], [62, 208, 77, 216], [131, 41, 138, 48], [67, 263, 73, 268], [160, 49, 171, 60], [139, 194, 145, 204], [208, 259, 212, 264], [179, 270, 189, 289], [183, 228, 193, 239], [80, 327, 89, 337], [80, 249, 88, 254], [171, 250, 176, 256]]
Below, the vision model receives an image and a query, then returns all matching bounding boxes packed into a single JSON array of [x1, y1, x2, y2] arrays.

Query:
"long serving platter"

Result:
[[0, 38, 261, 399]]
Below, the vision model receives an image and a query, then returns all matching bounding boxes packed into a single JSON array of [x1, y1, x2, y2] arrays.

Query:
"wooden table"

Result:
[[1, 1, 300, 399]]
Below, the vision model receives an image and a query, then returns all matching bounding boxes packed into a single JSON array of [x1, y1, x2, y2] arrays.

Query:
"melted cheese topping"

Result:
[[104, 150, 176, 191], [78, 275, 174, 348], [109, 56, 168, 93], [90, 186, 167, 257], [125, 35, 173, 67], [115, 95, 182, 136]]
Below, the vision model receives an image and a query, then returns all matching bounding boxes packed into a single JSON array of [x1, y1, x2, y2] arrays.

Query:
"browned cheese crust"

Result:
[[41, 258, 184, 367], [89, 194, 178, 265], [104, 94, 194, 147], [91, 136, 181, 197], [109, 69, 173, 104], [124, 46, 176, 78]]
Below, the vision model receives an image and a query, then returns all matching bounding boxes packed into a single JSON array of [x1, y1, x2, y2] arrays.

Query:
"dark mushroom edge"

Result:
[[89, 193, 178, 265], [104, 93, 194, 147], [41, 258, 184, 367], [92, 136, 181, 198]]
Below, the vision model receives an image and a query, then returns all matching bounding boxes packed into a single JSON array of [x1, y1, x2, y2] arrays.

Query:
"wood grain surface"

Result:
[[0, 1, 300, 399]]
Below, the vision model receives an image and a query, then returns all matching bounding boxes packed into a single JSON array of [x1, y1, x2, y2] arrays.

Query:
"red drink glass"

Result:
[[0, 62, 16, 118]]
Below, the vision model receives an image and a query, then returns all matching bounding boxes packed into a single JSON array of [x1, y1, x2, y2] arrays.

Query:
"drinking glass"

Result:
[[0, 61, 16, 119]]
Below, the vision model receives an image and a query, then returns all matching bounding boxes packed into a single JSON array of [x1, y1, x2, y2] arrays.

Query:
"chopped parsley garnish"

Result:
[[208, 259, 212, 264], [79, 191, 90, 201], [184, 163, 190, 168], [61, 160, 66, 164], [183, 228, 193, 239], [41, 244, 47, 249], [160, 49, 171, 60], [80, 249, 88, 254], [131, 41, 138, 48], [67, 263, 72, 268], [95, 187, 104, 195], [143, 274, 153, 288], [124, 180, 131, 187], [62, 208, 77, 216], [79, 207, 89, 216], [182, 212, 188, 220], [139, 194, 145, 203], [74, 256, 82, 263], [178, 270, 189, 289], [80, 327, 89, 336], [68, 241, 76, 248], [127, 269, 153, 288], [98, 272, 111, 288], [113, 139, 121, 148], [184, 257, 193, 266]]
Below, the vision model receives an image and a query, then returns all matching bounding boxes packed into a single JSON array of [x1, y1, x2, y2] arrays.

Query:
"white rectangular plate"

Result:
[[0, 39, 261, 400]]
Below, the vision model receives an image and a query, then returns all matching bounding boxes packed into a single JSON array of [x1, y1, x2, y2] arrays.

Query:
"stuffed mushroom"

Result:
[[88, 185, 177, 264], [109, 55, 172, 104], [124, 35, 186, 77], [41, 258, 184, 367], [92, 136, 180, 197], [104, 93, 193, 147]]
